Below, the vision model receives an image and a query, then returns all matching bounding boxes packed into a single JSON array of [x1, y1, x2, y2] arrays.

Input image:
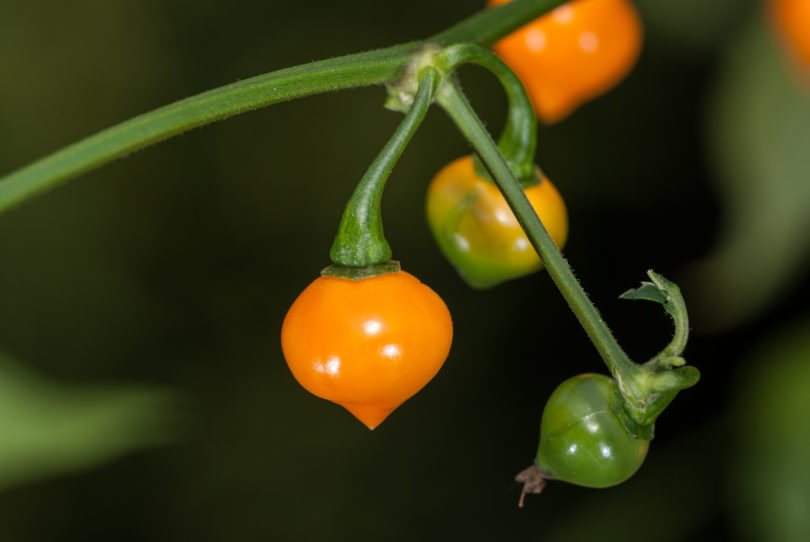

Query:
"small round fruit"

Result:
[[536, 373, 648, 487], [281, 269, 453, 429], [488, 0, 643, 123], [426, 155, 568, 289]]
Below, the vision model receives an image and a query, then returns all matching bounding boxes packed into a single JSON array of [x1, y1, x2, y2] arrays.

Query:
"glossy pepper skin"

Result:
[[281, 270, 453, 429], [426, 156, 568, 289], [488, 0, 643, 123], [769, 0, 810, 73], [537, 374, 649, 488]]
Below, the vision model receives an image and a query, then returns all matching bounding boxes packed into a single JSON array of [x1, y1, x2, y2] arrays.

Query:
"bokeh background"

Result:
[[1, 0, 809, 540]]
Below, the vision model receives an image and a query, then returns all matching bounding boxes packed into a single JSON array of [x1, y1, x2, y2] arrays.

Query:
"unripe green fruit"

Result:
[[536, 374, 649, 488]]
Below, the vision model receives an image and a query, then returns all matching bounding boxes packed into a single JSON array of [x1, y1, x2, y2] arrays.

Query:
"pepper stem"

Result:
[[437, 79, 638, 393], [330, 67, 440, 268], [436, 79, 700, 433], [436, 44, 538, 184]]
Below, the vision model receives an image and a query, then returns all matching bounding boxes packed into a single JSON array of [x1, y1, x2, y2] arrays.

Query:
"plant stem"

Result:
[[437, 43, 538, 183], [1, 0, 566, 215], [330, 68, 439, 268], [0, 44, 418, 214], [436, 80, 645, 404]]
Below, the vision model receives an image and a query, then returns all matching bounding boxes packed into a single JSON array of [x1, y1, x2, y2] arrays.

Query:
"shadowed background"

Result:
[[1, 0, 808, 540]]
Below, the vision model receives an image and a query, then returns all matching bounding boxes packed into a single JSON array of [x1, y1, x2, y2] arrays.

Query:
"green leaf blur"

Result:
[[0, 352, 180, 490], [687, 12, 810, 331]]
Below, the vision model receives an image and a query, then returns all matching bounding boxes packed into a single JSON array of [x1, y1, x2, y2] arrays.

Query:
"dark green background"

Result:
[[1, 0, 808, 540]]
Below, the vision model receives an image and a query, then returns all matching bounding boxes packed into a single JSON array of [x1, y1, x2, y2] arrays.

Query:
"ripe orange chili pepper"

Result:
[[281, 269, 453, 429], [488, 0, 643, 123], [769, 0, 810, 74]]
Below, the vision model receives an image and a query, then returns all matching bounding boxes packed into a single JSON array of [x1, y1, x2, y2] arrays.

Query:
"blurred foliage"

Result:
[[0, 0, 808, 540], [684, 11, 810, 332], [0, 351, 180, 490], [636, 0, 752, 54], [732, 318, 810, 542]]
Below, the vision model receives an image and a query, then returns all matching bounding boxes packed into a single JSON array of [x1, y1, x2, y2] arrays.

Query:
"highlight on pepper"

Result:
[[488, 0, 643, 123], [426, 155, 568, 289], [281, 268, 453, 429]]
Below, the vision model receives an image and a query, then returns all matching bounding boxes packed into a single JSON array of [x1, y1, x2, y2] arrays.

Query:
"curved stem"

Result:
[[330, 68, 440, 268], [437, 43, 537, 182], [654, 273, 690, 362], [0, 43, 419, 214], [436, 79, 646, 406], [0, 0, 567, 215]]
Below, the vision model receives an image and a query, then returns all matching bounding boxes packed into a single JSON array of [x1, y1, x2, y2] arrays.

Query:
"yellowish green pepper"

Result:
[[426, 155, 568, 288]]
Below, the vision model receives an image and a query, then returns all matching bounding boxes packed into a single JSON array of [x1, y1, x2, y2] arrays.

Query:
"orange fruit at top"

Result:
[[488, 0, 643, 123], [769, 0, 810, 73]]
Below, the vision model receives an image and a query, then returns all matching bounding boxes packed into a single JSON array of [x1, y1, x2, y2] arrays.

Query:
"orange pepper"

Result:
[[769, 0, 810, 74], [488, 0, 643, 123], [281, 270, 452, 429]]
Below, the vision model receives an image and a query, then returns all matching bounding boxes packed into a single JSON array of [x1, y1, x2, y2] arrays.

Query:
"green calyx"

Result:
[[321, 261, 401, 280], [608, 271, 701, 437], [471, 155, 544, 189]]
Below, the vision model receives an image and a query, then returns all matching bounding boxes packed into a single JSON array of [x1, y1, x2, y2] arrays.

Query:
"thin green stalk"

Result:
[[1, 0, 566, 215], [330, 68, 439, 268], [436, 79, 645, 404], [437, 43, 537, 182], [0, 44, 419, 214]]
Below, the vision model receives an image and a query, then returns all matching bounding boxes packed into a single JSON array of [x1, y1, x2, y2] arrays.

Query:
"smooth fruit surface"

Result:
[[488, 0, 643, 123], [536, 374, 648, 488], [769, 0, 810, 71], [426, 156, 568, 289], [281, 270, 452, 429]]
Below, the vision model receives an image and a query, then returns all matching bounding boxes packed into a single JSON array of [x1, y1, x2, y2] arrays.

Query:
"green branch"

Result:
[[438, 78, 699, 432], [436, 79, 644, 405], [0, 0, 566, 215], [0, 44, 418, 214]]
